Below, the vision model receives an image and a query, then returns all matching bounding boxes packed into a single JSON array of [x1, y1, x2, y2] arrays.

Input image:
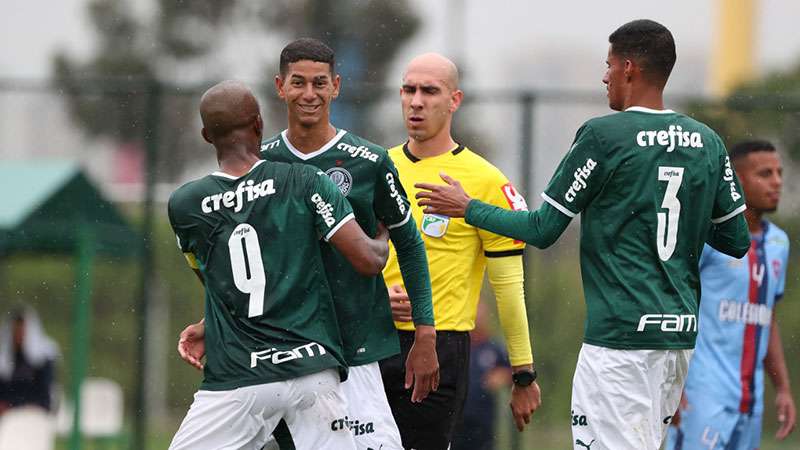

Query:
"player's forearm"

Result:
[[466, 201, 571, 249], [487, 255, 533, 366], [707, 212, 750, 258], [389, 217, 434, 326], [766, 316, 792, 393]]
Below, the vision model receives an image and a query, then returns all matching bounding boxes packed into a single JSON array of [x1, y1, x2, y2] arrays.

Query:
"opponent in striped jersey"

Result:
[[667, 140, 795, 450]]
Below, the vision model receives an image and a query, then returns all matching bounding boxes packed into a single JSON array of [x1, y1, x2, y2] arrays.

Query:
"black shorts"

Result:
[[379, 330, 470, 450]]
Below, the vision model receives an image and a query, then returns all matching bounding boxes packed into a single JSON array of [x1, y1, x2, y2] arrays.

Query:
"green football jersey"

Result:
[[261, 130, 410, 365], [541, 107, 747, 350], [168, 160, 354, 390]]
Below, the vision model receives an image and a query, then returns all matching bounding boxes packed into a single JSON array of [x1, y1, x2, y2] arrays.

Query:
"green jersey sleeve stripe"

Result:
[[386, 210, 412, 230], [540, 193, 577, 218], [324, 213, 355, 241], [711, 204, 747, 224]]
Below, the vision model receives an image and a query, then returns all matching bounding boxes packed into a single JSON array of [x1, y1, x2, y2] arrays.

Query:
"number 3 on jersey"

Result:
[[656, 166, 684, 261], [228, 223, 266, 317]]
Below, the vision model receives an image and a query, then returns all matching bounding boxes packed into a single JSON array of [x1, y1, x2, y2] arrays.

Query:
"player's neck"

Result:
[[216, 147, 261, 177], [407, 130, 458, 159], [285, 121, 338, 154], [745, 208, 764, 234], [624, 86, 664, 111]]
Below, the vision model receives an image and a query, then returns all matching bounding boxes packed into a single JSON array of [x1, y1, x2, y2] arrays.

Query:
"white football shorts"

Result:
[[168, 369, 355, 450], [261, 361, 403, 450], [570, 343, 692, 450]]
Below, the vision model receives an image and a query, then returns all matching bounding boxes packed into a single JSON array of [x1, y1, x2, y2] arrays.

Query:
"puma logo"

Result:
[[576, 438, 595, 450]]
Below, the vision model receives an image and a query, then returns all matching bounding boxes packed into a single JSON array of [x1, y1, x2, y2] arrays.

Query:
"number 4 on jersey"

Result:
[[228, 223, 266, 317], [656, 166, 684, 261]]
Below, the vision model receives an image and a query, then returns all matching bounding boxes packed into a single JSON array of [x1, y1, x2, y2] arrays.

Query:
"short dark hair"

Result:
[[609, 19, 676, 85], [279, 38, 335, 76], [729, 139, 776, 163]]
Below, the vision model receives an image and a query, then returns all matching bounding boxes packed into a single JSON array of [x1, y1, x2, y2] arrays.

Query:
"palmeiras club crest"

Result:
[[325, 167, 353, 196]]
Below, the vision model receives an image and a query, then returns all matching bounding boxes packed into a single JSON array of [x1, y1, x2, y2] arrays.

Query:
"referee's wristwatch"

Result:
[[512, 369, 537, 387]]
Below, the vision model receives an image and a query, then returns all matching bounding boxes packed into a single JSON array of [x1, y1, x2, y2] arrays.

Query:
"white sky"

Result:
[[3, 0, 800, 89], [3, 0, 800, 207]]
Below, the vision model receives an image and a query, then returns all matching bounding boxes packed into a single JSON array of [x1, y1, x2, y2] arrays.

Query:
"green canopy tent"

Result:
[[0, 161, 139, 450]]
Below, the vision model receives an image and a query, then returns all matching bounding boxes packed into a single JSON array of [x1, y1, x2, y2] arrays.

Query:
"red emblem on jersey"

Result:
[[773, 259, 782, 279], [501, 183, 528, 211], [500, 182, 527, 245]]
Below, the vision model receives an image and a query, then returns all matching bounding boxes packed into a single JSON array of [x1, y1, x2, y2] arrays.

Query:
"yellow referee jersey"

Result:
[[384, 143, 527, 332]]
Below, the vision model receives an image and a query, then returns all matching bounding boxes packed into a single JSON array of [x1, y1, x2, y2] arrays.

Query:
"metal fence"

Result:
[[2, 77, 799, 449]]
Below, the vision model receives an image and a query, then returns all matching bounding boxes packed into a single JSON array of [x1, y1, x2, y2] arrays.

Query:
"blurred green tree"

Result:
[[688, 61, 800, 160], [52, 0, 419, 180]]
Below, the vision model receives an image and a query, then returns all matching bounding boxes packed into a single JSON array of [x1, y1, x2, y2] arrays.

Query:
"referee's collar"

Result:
[[402, 142, 464, 163]]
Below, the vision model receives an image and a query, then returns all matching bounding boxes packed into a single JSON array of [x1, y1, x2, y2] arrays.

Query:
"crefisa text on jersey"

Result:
[[201, 179, 276, 213], [635, 125, 704, 152], [311, 193, 336, 226], [338, 142, 379, 162], [722, 156, 743, 202], [564, 158, 597, 203], [385, 173, 407, 215]]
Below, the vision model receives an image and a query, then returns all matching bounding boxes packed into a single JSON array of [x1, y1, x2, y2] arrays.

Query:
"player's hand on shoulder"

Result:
[[510, 379, 541, 432], [177, 320, 206, 371], [388, 285, 412, 322]]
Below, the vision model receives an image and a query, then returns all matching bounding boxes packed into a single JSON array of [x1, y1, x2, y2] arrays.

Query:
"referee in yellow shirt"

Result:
[[380, 53, 541, 450]]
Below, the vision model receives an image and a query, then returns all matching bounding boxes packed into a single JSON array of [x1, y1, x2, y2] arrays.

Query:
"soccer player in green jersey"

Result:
[[178, 39, 437, 450], [168, 81, 391, 450], [416, 20, 751, 450]]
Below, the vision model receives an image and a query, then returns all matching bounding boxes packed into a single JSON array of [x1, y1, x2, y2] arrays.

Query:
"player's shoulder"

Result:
[[170, 175, 211, 204], [336, 131, 389, 164], [387, 142, 405, 159], [765, 221, 790, 249], [458, 147, 510, 184], [167, 174, 215, 218], [260, 131, 286, 159]]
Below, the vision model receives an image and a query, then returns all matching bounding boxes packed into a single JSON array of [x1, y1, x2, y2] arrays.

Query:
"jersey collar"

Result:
[[211, 159, 265, 180], [402, 142, 464, 163], [625, 106, 676, 114], [281, 128, 347, 161]]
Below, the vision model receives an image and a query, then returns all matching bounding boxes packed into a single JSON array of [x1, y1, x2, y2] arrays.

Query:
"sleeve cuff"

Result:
[[540, 192, 577, 218], [712, 204, 747, 224], [324, 213, 355, 241]]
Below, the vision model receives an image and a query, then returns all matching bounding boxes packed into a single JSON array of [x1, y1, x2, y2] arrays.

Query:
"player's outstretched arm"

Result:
[[765, 313, 796, 440], [706, 212, 750, 258], [416, 173, 571, 248], [329, 221, 389, 276]]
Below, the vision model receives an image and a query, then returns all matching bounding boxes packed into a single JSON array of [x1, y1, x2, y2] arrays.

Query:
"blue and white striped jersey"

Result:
[[684, 221, 789, 414]]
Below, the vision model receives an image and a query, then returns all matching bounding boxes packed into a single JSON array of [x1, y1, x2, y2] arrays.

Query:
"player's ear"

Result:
[[449, 89, 463, 113], [275, 75, 286, 99], [254, 114, 263, 136], [623, 59, 635, 81], [201, 127, 212, 144], [331, 74, 341, 99]]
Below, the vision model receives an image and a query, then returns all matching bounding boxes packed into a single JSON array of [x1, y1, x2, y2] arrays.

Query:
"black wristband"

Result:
[[512, 369, 537, 387]]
